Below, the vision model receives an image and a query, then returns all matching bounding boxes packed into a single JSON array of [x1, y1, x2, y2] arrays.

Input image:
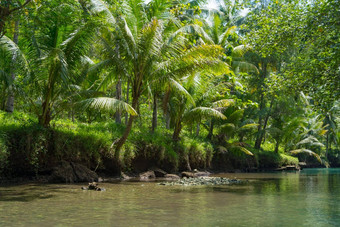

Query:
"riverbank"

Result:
[[0, 111, 331, 182]]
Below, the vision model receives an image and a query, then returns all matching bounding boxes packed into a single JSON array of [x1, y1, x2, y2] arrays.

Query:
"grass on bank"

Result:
[[1, 111, 302, 176]]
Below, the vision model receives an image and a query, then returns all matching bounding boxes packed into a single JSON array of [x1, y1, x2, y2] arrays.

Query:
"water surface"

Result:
[[1, 168, 339, 226]]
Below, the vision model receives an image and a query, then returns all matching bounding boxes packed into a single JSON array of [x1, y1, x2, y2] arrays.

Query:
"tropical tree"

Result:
[[89, 0, 228, 159], [22, 0, 97, 127], [0, 34, 27, 111]]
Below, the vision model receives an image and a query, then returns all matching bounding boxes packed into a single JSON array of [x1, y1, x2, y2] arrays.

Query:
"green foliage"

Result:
[[0, 0, 339, 175], [255, 150, 299, 169]]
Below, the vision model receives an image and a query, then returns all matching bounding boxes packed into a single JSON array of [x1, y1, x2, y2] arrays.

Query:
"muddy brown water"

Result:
[[0, 168, 339, 226]]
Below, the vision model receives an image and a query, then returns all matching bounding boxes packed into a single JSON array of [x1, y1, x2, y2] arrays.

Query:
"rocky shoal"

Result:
[[158, 176, 242, 186]]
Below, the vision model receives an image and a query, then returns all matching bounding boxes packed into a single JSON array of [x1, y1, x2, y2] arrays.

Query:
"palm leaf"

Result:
[[229, 143, 253, 156], [296, 135, 325, 147], [232, 45, 252, 58], [184, 107, 226, 122], [80, 97, 137, 116], [212, 99, 235, 108], [227, 109, 244, 123], [239, 123, 259, 131], [289, 149, 322, 163], [169, 78, 195, 106]]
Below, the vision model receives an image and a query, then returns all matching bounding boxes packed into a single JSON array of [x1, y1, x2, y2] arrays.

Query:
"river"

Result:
[[0, 168, 339, 226]]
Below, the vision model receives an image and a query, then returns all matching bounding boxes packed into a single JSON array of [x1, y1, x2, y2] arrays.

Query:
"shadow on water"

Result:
[[0, 191, 55, 202], [0, 183, 76, 202]]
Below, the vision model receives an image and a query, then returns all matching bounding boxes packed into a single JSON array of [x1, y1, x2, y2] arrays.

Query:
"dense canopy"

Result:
[[0, 0, 339, 176]]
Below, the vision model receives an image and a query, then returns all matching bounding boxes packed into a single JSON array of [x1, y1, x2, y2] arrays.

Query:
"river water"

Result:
[[0, 168, 339, 226]]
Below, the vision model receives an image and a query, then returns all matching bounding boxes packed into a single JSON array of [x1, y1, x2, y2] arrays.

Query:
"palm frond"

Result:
[[88, 0, 116, 25], [296, 135, 325, 147], [0, 35, 28, 72], [289, 149, 322, 163], [168, 24, 214, 44], [169, 78, 195, 106], [239, 123, 259, 131], [80, 97, 137, 116], [231, 145, 254, 156], [232, 45, 252, 58], [227, 109, 244, 123], [219, 25, 237, 47], [61, 21, 96, 69], [212, 99, 235, 108], [184, 107, 226, 122], [232, 61, 259, 74]]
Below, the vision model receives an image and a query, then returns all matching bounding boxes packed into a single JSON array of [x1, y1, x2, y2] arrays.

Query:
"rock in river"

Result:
[[49, 161, 98, 183]]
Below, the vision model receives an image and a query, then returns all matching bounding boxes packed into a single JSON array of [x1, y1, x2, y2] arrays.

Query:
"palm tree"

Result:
[[88, 0, 229, 159], [23, 1, 97, 127], [0, 34, 27, 111]]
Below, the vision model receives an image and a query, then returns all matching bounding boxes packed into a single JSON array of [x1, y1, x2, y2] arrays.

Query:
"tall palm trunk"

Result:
[[255, 62, 267, 149], [125, 81, 130, 125], [196, 122, 200, 136], [165, 110, 170, 129], [5, 20, 19, 113], [115, 78, 122, 124], [151, 93, 157, 132], [39, 78, 54, 127], [207, 120, 214, 140]]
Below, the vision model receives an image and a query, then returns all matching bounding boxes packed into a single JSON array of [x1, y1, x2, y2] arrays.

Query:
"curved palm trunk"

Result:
[[115, 95, 139, 155], [5, 20, 19, 113], [255, 62, 267, 149], [115, 79, 122, 124], [172, 119, 182, 141], [125, 81, 130, 125]]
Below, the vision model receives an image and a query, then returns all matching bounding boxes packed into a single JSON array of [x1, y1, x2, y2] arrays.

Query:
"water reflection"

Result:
[[0, 169, 339, 226]]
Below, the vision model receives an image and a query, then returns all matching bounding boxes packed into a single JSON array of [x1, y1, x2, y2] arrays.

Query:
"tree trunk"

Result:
[[172, 120, 182, 141], [274, 140, 280, 153], [254, 93, 265, 149], [165, 110, 170, 129], [5, 20, 19, 113], [207, 120, 214, 140], [256, 99, 274, 149], [125, 81, 130, 125], [196, 122, 200, 137], [115, 96, 138, 154], [151, 93, 157, 133], [255, 62, 267, 149], [186, 155, 192, 171], [115, 79, 122, 124]]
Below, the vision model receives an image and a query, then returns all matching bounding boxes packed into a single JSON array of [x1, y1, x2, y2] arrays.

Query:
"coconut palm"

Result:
[[88, 0, 228, 159], [0, 34, 28, 110], [23, 1, 98, 127]]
